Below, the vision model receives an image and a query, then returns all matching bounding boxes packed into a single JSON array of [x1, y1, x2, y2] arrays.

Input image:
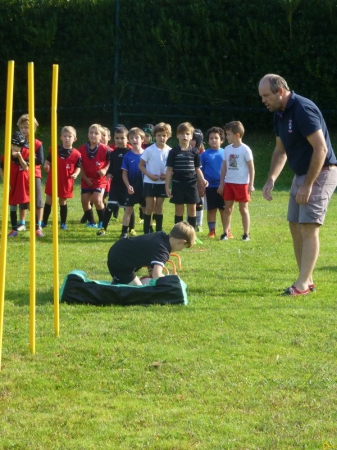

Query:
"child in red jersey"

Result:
[[17, 114, 44, 237], [42, 126, 81, 230], [78, 124, 110, 228], [0, 132, 29, 237]]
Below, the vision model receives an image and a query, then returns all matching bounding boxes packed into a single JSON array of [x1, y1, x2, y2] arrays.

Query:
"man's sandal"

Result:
[[283, 285, 310, 296]]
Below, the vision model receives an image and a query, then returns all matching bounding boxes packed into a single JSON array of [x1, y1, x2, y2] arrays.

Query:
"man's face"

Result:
[[259, 80, 283, 112]]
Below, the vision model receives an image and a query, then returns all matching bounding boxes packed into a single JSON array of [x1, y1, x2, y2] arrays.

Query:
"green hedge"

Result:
[[1, 0, 337, 131]]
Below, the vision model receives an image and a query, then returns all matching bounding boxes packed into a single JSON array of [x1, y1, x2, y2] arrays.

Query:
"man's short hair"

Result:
[[169, 221, 196, 248], [264, 74, 290, 94], [224, 121, 245, 138], [177, 122, 194, 136], [206, 126, 225, 141], [153, 122, 172, 138]]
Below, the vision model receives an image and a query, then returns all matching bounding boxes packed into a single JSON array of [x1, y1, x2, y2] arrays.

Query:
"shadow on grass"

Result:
[[5, 287, 53, 307]]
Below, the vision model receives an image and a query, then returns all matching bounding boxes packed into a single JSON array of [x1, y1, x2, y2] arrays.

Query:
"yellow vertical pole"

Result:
[[0, 61, 15, 371], [28, 62, 36, 354], [51, 64, 60, 337]]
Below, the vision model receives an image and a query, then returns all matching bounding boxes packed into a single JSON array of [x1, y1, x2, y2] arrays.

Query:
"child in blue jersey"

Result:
[[119, 127, 145, 238], [200, 127, 227, 238]]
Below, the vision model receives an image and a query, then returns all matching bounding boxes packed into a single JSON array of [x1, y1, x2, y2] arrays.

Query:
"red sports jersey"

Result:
[[1, 147, 30, 205], [79, 143, 109, 189], [45, 147, 81, 198]]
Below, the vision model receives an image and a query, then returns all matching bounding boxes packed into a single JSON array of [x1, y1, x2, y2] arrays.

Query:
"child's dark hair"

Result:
[[206, 126, 225, 141], [113, 124, 128, 135], [224, 121, 245, 138]]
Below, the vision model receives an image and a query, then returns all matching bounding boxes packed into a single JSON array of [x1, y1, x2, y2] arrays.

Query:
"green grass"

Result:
[[0, 131, 337, 449]]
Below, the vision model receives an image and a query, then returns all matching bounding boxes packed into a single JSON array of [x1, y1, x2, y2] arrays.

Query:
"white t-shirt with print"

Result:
[[223, 143, 253, 184], [140, 143, 171, 184]]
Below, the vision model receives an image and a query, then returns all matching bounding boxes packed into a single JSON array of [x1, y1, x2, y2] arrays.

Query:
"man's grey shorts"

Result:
[[287, 166, 337, 225]]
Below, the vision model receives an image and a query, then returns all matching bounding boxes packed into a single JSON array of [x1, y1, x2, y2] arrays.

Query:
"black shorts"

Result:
[[205, 187, 225, 210], [170, 179, 199, 205], [143, 183, 167, 198], [108, 266, 136, 284], [108, 184, 127, 206], [81, 187, 104, 195], [124, 190, 146, 207]]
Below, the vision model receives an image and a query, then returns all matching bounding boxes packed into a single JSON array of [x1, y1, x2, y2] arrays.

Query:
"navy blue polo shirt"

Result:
[[273, 91, 337, 176]]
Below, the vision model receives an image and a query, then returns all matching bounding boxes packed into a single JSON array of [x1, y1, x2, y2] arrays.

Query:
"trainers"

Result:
[[208, 229, 216, 238], [86, 223, 98, 228], [129, 229, 137, 236], [196, 225, 203, 232], [220, 233, 228, 241], [242, 234, 250, 241], [98, 221, 103, 229], [60, 223, 67, 230], [227, 229, 234, 239], [97, 229, 106, 236], [119, 232, 128, 239], [8, 230, 18, 237], [36, 228, 44, 237], [41, 222, 47, 228], [17, 224, 26, 232], [283, 285, 310, 297]]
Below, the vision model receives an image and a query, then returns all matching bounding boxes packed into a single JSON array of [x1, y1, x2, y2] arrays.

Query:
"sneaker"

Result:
[[36, 228, 44, 237], [220, 233, 228, 241], [119, 232, 128, 239], [41, 222, 47, 228], [8, 230, 18, 237], [97, 229, 106, 236], [227, 229, 234, 239], [196, 225, 203, 232], [98, 221, 103, 229], [60, 223, 67, 230], [17, 224, 26, 232], [129, 229, 137, 236], [86, 223, 98, 228], [242, 234, 250, 241], [208, 229, 216, 238]]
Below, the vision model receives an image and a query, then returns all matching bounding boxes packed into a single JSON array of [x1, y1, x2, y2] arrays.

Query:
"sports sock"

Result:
[[97, 208, 104, 223], [87, 208, 96, 224], [10, 211, 18, 230], [43, 203, 52, 225], [154, 214, 163, 231], [187, 216, 196, 229], [196, 208, 203, 227], [102, 207, 113, 229], [143, 214, 152, 234], [208, 221, 216, 232], [174, 215, 183, 224], [122, 225, 128, 234], [139, 207, 144, 220], [129, 211, 135, 231], [60, 204, 67, 224]]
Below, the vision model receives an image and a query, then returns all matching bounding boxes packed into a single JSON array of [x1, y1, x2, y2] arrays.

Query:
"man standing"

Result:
[[259, 73, 337, 296]]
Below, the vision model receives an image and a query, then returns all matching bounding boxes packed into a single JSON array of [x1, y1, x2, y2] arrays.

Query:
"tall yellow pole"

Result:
[[0, 61, 15, 371], [51, 64, 60, 337], [28, 62, 36, 355]]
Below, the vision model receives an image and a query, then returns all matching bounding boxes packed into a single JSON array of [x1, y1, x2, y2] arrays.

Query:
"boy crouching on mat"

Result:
[[107, 221, 195, 285]]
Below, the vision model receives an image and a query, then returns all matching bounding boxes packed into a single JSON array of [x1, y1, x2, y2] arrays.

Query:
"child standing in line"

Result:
[[190, 128, 205, 231], [0, 132, 29, 237], [78, 124, 110, 228], [142, 124, 154, 149], [17, 114, 44, 237], [100, 126, 112, 205], [165, 122, 208, 229], [119, 127, 145, 239], [139, 122, 172, 234], [42, 126, 81, 230], [217, 121, 255, 241], [107, 221, 196, 285], [200, 126, 227, 238]]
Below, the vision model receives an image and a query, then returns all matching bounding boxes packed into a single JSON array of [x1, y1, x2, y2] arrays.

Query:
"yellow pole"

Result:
[[51, 64, 60, 337], [0, 61, 15, 371], [28, 62, 36, 355]]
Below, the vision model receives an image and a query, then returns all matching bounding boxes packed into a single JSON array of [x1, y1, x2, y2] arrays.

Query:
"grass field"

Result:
[[0, 130, 336, 449]]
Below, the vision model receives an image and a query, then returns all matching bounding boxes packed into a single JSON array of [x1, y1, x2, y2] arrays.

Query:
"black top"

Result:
[[166, 145, 200, 182], [107, 231, 171, 272]]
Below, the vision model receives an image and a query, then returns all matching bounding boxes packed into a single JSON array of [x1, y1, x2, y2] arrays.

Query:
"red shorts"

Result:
[[223, 183, 250, 202]]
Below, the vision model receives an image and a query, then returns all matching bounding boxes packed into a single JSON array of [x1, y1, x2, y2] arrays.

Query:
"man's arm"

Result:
[[262, 136, 287, 201], [296, 129, 327, 205]]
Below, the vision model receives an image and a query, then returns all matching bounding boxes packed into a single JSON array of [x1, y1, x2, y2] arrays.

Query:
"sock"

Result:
[[122, 225, 128, 234], [154, 214, 163, 231], [129, 211, 135, 231], [143, 214, 152, 234], [10, 211, 18, 230], [97, 208, 104, 223], [43, 203, 52, 225], [60, 204, 67, 224], [87, 208, 96, 224], [187, 216, 196, 229], [208, 222, 216, 232], [175, 215, 183, 224], [196, 207, 203, 227], [19, 220, 26, 225], [102, 207, 113, 230], [36, 220, 42, 230], [112, 204, 119, 219], [139, 207, 144, 220]]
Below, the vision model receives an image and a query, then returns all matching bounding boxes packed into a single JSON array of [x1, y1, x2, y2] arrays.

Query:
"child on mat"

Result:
[[107, 221, 195, 285]]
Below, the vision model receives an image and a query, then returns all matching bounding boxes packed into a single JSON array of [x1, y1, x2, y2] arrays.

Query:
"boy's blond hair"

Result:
[[153, 122, 172, 138], [103, 126, 111, 137], [176, 122, 194, 136], [61, 126, 77, 138], [88, 123, 102, 134], [127, 127, 145, 140], [169, 221, 196, 248], [17, 114, 39, 129], [224, 121, 245, 138]]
